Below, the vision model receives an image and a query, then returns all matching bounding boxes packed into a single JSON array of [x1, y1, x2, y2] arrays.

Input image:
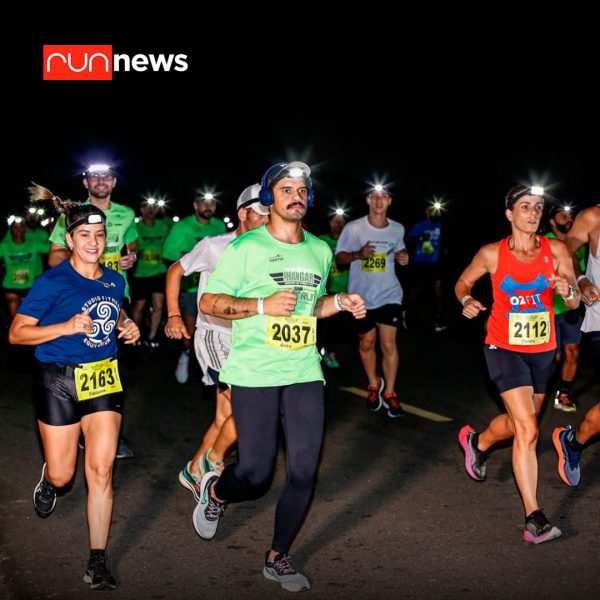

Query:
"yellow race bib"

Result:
[[361, 253, 386, 273], [508, 312, 550, 346], [75, 358, 123, 402], [140, 250, 161, 264], [101, 252, 122, 273], [13, 269, 30, 285], [266, 315, 317, 351]]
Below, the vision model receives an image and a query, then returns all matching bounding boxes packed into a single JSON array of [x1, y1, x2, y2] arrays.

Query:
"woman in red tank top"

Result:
[[454, 184, 580, 544]]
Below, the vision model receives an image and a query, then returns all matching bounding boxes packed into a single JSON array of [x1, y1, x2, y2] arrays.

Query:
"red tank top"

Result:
[[486, 236, 556, 353]]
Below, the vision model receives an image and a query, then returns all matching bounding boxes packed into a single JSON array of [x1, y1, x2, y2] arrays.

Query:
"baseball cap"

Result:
[[264, 162, 311, 188], [237, 184, 270, 215]]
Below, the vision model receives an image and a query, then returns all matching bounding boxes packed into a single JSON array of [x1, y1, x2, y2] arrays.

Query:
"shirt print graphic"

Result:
[[500, 274, 550, 315], [269, 270, 322, 311], [81, 295, 120, 348]]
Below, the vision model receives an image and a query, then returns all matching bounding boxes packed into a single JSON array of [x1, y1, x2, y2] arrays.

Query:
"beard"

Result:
[[556, 223, 571, 234], [198, 210, 214, 220]]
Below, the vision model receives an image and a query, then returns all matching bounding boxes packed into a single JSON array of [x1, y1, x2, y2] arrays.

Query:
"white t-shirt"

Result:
[[336, 215, 406, 309], [180, 231, 237, 335]]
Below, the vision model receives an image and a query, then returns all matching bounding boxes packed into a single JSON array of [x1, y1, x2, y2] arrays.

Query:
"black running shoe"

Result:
[[83, 554, 117, 590], [33, 463, 57, 518], [523, 509, 562, 544], [263, 551, 311, 592]]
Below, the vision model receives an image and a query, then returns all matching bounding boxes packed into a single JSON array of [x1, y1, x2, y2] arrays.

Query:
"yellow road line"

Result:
[[339, 386, 453, 422]]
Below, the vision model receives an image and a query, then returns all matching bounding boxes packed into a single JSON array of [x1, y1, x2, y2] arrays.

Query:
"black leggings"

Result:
[[214, 381, 324, 554]]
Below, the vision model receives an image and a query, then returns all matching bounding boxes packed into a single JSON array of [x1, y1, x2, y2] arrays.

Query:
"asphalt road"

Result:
[[1, 320, 598, 599]]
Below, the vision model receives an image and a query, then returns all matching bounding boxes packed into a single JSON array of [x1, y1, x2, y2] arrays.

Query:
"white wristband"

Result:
[[460, 294, 472, 306], [334, 293, 346, 311], [562, 285, 576, 302], [576, 274, 588, 284], [257, 298, 264, 315], [123, 318, 134, 325]]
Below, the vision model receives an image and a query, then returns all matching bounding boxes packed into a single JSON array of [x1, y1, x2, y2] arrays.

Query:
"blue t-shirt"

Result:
[[18, 260, 125, 365], [408, 219, 442, 264]]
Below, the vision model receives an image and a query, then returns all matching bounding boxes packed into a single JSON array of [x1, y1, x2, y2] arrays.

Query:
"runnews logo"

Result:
[[43, 45, 189, 80]]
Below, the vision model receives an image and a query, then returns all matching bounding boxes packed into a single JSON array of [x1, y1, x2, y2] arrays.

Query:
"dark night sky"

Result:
[[6, 29, 599, 261]]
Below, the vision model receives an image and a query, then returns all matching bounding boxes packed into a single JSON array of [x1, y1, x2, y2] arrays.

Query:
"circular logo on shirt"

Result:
[[82, 296, 120, 348]]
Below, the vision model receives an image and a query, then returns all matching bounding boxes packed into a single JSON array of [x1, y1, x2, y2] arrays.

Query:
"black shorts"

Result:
[[355, 303, 403, 335], [36, 362, 124, 426], [3, 287, 30, 297], [411, 262, 443, 283], [483, 345, 555, 395], [131, 273, 166, 302], [555, 310, 583, 348]]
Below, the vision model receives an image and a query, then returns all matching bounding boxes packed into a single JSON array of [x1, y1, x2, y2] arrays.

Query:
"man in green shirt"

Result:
[[545, 204, 587, 412], [195, 162, 366, 592], [48, 164, 138, 301], [162, 192, 226, 383]]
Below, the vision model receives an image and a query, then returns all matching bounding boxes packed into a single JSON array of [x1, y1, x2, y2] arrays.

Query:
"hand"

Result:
[[462, 298, 486, 319], [357, 243, 375, 260], [119, 253, 137, 271], [395, 249, 409, 266], [264, 290, 298, 317], [548, 275, 571, 299], [64, 308, 94, 336], [165, 315, 191, 340], [340, 293, 367, 319], [117, 318, 140, 344], [579, 278, 600, 306]]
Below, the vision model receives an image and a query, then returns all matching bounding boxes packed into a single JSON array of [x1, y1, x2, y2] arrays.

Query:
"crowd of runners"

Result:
[[2, 161, 598, 591]]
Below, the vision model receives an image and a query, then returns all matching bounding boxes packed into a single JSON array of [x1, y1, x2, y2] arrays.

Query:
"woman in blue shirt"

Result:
[[9, 186, 140, 590]]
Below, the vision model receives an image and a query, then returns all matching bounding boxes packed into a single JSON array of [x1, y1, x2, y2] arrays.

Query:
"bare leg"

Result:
[[576, 402, 600, 445], [358, 328, 378, 387], [37, 420, 80, 487], [378, 323, 399, 395], [561, 343, 580, 383], [131, 298, 146, 328], [149, 292, 164, 338], [81, 411, 121, 549], [211, 415, 238, 461]]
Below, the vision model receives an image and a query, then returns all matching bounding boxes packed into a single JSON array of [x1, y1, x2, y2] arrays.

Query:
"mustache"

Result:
[[286, 201, 305, 209]]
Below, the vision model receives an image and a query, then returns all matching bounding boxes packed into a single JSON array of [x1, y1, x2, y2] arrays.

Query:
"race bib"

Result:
[[266, 315, 317, 351], [361, 253, 386, 273], [140, 250, 161, 264], [75, 358, 123, 402], [508, 312, 550, 346], [101, 252, 122, 273], [13, 269, 30, 285]]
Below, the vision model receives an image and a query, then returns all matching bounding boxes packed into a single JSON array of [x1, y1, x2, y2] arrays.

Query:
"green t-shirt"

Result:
[[205, 225, 332, 387], [545, 232, 587, 315], [134, 219, 170, 278], [162, 215, 226, 292], [318, 233, 348, 293], [0, 237, 44, 290], [50, 199, 137, 298], [2, 228, 49, 276]]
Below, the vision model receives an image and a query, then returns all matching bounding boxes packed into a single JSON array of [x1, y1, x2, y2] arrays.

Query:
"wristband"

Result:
[[460, 294, 472, 306], [562, 285, 576, 302], [257, 298, 264, 315], [123, 318, 134, 325], [576, 274, 588, 284], [167, 314, 182, 320], [334, 293, 346, 311]]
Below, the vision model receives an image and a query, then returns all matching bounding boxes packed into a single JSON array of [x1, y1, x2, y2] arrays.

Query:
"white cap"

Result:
[[236, 184, 270, 215]]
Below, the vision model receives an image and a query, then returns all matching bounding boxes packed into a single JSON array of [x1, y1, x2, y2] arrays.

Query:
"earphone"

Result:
[[258, 163, 314, 207]]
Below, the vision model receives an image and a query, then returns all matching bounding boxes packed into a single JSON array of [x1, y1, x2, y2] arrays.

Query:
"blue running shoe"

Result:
[[552, 426, 581, 486], [178, 461, 202, 502]]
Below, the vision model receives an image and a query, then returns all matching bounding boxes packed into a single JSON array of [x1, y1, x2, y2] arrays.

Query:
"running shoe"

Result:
[[192, 473, 225, 540], [263, 551, 311, 592], [523, 509, 562, 544], [552, 426, 581, 487], [33, 463, 57, 518], [179, 461, 202, 502], [366, 376, 385, 412], [116, 437, 135, 459], [175, 351, 190, 384], [83, 554, 117, 590], [383, 391, 404, 418], [553, 391, 577, 412], [458, 425, 487, 481], [200, 449, 225, 477]]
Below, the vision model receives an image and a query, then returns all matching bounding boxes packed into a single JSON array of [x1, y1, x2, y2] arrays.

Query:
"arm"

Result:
[[48, 242, 69, 267], [9, 310, 93, 345], [336, 243, 375, 266], [313, 292, 366, 319], [200, 290, 299, 320], [455, 244, 496, 319], [164, 261, 191, 339], [116, 309, 141, 344], [548, 238, 581, 310], [119, 240, 139, 271]]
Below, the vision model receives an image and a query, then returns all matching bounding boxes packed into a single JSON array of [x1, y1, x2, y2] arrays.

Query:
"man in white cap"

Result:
[[165, 185, 270, 500], [195, 162, 366, 592]]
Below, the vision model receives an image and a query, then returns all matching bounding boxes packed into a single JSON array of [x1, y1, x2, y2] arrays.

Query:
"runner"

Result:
[[456, 184, 579, 543], [335, 185, 409, 418], [9, 184, 140, 590], [164, 184, 269, 499], [162, 191, 226, 383], [194, 162, 366, 592], [553, 203, 600, 486]]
